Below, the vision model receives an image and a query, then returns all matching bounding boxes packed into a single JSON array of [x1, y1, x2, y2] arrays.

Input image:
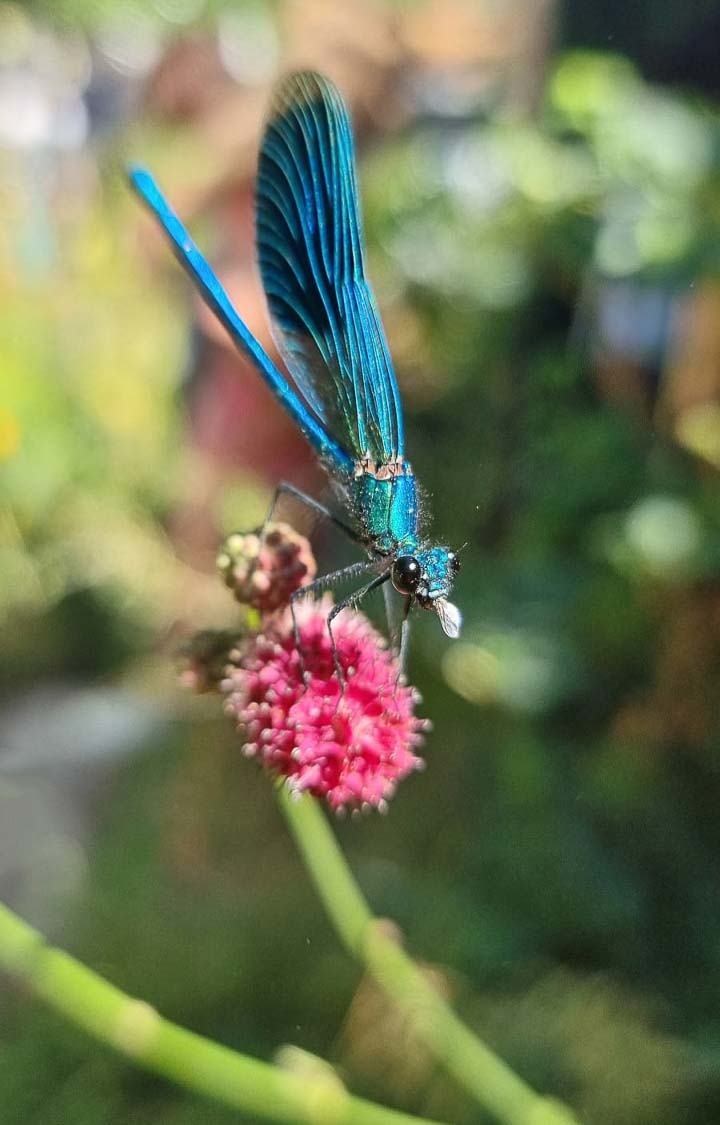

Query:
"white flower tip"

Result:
[[436, 598, 462, 639]]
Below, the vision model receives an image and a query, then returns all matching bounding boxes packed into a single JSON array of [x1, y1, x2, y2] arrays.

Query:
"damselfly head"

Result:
[[391, 545, 461, 636]]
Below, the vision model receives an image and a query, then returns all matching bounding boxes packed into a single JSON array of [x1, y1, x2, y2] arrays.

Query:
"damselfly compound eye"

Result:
[[448, 551, 461, 573], [392, 555, 422, 595]]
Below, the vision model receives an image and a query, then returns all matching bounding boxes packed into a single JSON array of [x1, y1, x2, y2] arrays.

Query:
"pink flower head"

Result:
[[217, 521, 316, 613], [221, 598, 427, 812]]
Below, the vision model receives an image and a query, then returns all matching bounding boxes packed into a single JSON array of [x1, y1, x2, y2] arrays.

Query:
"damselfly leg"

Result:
[[326, 570, 392, 692], [383, 582, 413, 676], [289, 559, 377, 686], [261, 481, 363, 546], [398, 596, 412, 678]]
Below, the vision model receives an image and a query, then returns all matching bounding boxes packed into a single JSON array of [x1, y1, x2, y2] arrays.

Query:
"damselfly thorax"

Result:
[[351, 457, 419, 555]]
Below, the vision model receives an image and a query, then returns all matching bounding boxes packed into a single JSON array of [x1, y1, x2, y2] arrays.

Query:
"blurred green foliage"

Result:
[[3, 12, 720, 1125], [0, 168, 187, 678]]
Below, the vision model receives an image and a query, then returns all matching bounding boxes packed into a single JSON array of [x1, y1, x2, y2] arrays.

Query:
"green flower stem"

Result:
[[0, 900, 451, 1125], [277, 790, 582, 1125]]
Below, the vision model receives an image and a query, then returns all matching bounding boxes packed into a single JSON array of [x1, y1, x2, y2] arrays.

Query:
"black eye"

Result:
[[448, 551, 461, 573], [392, 555, 421, 595]]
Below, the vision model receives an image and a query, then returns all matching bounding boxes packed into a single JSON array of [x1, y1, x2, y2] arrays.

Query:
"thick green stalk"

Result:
[[0, 901, 449, 1125], [277, 790, 582, 1125]]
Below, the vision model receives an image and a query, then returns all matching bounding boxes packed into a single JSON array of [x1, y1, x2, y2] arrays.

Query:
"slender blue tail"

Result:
[[128, 166, 354, 477]]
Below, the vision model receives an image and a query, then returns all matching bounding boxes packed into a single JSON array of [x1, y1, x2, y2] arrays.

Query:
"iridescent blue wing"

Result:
[[128, 166, 353, 479], [256, 71, 404, 464]]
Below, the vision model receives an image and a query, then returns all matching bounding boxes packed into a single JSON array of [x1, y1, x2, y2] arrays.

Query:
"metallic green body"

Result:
[[352, 469, 419, 554]]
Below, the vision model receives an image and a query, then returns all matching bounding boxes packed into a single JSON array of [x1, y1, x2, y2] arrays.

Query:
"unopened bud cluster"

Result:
[[217, 523, 316, 613]]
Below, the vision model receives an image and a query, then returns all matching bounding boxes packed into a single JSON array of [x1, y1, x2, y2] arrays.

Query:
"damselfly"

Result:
[[130, 71, 461, 676]]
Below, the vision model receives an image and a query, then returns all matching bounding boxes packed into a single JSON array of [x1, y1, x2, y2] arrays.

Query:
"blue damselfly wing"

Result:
[[256, 72, 404, 465], [128, 166, 353, 479]]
